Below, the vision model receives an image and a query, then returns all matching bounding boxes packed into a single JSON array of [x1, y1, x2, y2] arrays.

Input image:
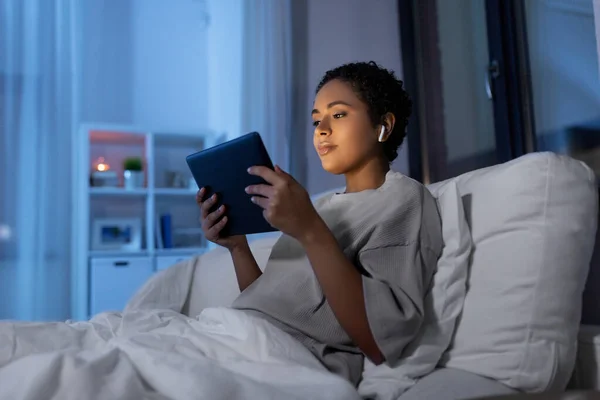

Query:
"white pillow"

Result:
[[185, 236, 280, 317], [435, 152, 598, 392], [358, 180, 472, 400]]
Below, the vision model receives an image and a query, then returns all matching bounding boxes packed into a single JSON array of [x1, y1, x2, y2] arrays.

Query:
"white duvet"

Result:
[[0, 259, 361, 400]]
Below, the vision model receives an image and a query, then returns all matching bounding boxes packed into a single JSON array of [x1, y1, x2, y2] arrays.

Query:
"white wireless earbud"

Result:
[[378, 125, 386, 142]]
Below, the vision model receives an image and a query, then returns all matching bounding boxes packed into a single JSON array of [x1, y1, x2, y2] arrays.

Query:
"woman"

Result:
[[196, 61, 443, 386]]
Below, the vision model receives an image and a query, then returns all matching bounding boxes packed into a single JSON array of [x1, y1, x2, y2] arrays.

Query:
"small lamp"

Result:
[[90, 157, 118, 187], [94, 157, 110, 172]]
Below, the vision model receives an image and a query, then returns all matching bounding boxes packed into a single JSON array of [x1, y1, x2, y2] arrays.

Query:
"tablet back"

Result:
[[186, 132, 278, 237]]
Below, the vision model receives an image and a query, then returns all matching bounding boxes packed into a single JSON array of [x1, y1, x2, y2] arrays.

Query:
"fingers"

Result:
[[206, 216, 228, 240], [199, 192, 218, 218], [250, 195, 269, 210], [196, 188, 231, 242], [274, 164, 290, 178], [205, 204, 225, 226], [245, 183, 275, 198], [200, 200, 227, 240], [196, 187, 205, 203], [247, 166, 283, 185]]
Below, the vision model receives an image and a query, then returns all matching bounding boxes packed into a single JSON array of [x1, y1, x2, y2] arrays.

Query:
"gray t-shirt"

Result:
[[232, 171, 443, 386]]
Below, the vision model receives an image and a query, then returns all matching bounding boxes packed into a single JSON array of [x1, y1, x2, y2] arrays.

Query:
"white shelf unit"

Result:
[[71, 123, 225, 320]]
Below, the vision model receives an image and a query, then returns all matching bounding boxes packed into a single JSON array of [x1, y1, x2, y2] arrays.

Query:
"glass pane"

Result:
[[526, 0, 600, 180], [435, 0, 498, 180]]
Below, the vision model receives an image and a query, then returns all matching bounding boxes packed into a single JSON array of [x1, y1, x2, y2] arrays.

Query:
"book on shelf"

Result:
[[159, 214, 173, 249], [155, 213, 164, 249], [156, 213, 206, 250]]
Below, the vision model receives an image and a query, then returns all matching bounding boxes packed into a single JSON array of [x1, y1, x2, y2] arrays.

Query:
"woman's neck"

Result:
[[344, 157, 390, 193]]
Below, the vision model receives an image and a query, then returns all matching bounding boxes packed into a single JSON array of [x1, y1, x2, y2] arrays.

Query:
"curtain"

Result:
[[0, 0, 79, 320], [595, 0, 600, 76], [240, 0, 293, 171]]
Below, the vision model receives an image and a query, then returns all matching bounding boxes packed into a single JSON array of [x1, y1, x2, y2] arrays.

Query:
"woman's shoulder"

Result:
[[363, 172, 441, 250], [311, 191, 335, 210], [377, 171, 434, 210], [311, 171, 436, 217]]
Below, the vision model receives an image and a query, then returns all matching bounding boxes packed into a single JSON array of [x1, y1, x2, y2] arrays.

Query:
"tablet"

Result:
[[186, 132, 278, 237]]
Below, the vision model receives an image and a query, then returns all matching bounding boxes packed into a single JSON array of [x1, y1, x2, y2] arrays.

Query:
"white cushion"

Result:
[[126, 236, 280, 318], [432, 152, 598, 392], [358, 180, 472, 400], [185, 236, 280, 318]]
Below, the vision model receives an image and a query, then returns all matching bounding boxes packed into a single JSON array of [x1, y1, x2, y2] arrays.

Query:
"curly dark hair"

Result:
[[316, 61, 412, 163]]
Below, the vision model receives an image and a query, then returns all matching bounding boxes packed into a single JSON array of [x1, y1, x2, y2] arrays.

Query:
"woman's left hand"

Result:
[[246, 165, 321, 241]]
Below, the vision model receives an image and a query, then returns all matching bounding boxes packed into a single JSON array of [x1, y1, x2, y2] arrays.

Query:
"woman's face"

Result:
[[312, 79, 380, 175]]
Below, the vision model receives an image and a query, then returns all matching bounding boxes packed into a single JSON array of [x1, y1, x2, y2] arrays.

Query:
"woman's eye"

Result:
[[312, 113, 344, 127]]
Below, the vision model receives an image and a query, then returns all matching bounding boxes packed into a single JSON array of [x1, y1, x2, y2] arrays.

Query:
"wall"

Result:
[[205, 0, 243, 140], [131, 0, 209, 129], [81, 0, 211, 131], [81, 1, 133, 123], [304, 0, 408, 195]]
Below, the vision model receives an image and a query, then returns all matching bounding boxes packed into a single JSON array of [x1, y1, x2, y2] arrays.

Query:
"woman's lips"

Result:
[[317, 144, 337, 156]]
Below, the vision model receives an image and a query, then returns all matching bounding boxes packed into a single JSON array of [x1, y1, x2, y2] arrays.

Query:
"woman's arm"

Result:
[[244, 167, 434, 365], [299, 217, 385, 365], [229, 241, 263, 292]]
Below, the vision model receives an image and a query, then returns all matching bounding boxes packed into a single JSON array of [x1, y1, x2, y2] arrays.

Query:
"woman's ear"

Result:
[[378, 112, 396, 142]]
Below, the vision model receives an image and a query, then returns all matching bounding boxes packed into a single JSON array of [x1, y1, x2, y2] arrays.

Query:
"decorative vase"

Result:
[[123, 170, 144, 190]]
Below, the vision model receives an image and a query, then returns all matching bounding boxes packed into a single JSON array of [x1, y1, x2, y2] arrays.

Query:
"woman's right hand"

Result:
[[196, 187, 248, 251]]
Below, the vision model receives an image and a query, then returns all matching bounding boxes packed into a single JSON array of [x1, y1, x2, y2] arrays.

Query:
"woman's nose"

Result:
[[317, 121, 331, 136]]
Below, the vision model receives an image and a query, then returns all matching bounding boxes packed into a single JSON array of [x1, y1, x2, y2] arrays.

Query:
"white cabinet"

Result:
[[89, 256, 154, 316]]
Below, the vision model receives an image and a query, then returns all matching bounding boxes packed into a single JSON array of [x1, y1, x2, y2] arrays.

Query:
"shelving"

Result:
[[154, 247, 206, 256], [90, 187, 148, 196], [154, 188, 197, 196], [72, 123, 226, 320]]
